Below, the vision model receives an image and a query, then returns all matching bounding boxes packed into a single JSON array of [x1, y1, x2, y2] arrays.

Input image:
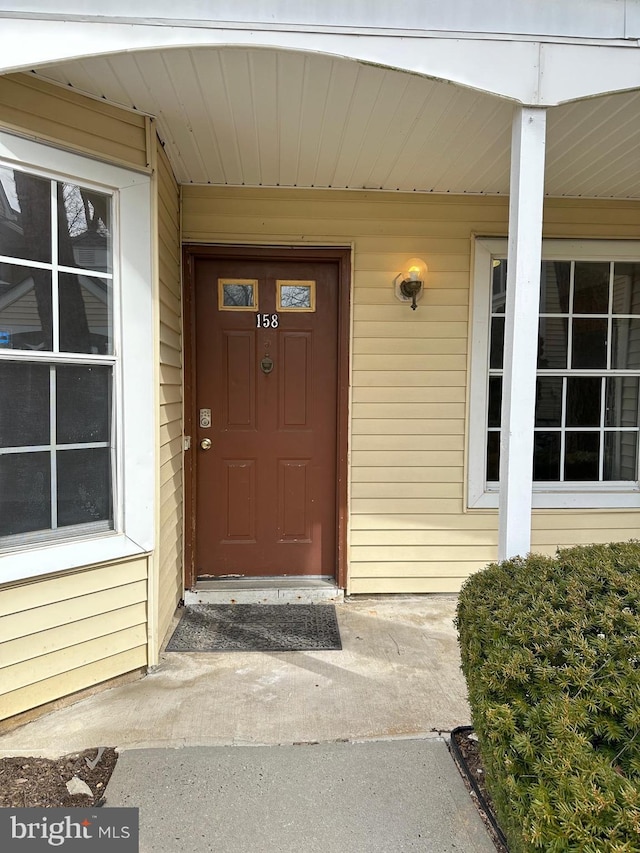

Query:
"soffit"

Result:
[[30, 47, 640, 199]]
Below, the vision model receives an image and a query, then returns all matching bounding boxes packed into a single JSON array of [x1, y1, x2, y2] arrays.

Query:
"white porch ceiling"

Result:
[[32, 47, 640, 199]]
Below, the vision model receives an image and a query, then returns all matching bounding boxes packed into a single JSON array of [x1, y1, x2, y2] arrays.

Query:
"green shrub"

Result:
[[456, 542, 640, 852]]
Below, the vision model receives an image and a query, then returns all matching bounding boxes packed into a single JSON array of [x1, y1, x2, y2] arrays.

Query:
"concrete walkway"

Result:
[[0, 596, 495, 852], [0, 596, 470, 753], [106, 740, 496, 853]]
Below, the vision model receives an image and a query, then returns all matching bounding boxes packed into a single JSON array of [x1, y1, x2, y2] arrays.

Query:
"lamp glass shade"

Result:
[[402, 257, 428, 282]]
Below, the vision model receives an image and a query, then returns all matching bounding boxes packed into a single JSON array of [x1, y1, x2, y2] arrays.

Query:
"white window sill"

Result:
[[469, 486, 640, 510], [0, 532, 150, 587]]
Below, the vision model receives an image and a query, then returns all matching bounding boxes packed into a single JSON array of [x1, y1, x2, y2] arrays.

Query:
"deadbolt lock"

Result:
[[200, 438, 212, 450]]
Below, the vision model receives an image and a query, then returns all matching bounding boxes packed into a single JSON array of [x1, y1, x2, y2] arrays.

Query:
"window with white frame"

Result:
[[469, 238, 640, 509], [0, 132, 154, 583]]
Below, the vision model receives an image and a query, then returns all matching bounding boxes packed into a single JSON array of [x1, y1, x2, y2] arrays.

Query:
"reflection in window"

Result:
[[0, 166, 51, 263], [0, 263, 52, 350], [277, 280, 315, 311], [58, 183, 112, 273], [219, 279, 258, 310], [59, 273, 112, 354]]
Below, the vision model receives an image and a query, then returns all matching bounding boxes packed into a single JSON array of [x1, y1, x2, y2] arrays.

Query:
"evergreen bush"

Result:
[[456, 542, 640, 852]]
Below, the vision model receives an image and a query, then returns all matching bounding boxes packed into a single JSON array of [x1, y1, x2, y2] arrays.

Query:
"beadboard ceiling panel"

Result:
[[31, 47, 640, 198]]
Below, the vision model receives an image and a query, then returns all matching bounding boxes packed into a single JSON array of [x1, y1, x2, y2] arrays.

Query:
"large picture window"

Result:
[[0, 132, 153, 583], [0, 167, 115, 544], [469, 239, 640, 509]]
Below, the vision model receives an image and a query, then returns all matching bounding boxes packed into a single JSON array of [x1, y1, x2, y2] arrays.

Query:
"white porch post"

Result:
[[498, 106, 547, 561]]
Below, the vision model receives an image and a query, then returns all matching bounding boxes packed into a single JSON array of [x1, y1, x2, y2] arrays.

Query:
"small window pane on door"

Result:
[[277, 280, 316, 311], [218, 279, 258, 310]]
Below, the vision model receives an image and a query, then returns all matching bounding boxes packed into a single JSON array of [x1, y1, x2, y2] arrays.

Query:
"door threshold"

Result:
[[184, 576, 343, 605]]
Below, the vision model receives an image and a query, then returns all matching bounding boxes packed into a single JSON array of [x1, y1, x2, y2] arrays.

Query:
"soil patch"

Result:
[[0, 748, 117, 808], [451, 729, 509, 853]]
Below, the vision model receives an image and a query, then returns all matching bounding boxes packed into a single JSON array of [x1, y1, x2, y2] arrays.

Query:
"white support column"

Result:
[[498, 106, 547, 561]]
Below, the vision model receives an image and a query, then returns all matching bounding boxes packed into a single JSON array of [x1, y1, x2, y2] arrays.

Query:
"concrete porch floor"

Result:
[[0, 595, 471, 756]]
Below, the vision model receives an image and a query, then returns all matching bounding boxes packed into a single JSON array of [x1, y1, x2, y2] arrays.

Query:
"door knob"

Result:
[[200, 438, 212, 450]]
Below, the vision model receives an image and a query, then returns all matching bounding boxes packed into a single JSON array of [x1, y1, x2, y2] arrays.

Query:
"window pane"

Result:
[[535, 377, 562, 426], [565, 432, 600, 480], [605, 377, 640, 428], [611, 319, 640, 370], [612, 263, 640, 314], [56, 365, 111, 444], [573, 262, 609, 313], [566, 377, 601, 427], [0, 167, 51, 263], [488, 377, 502, 427], [0, 263, 52, 350], [57, 447, 112, 528], [540, 261, 570, 314], [604, 432, 638, 481], [537, 317, 568, 369], [571, 318, 607, 368], [491, 260, 507, 313], [0, 451, 51, 536], [489, 317, 504, 368], [58, 272, 113, 354], [486, 431, 500, 481], [0, 362, 49, 447], [221, 283, 256, 308], [58, 183, 112, 273], [533, 432, 561, 481], [279, 283, 314, 310]]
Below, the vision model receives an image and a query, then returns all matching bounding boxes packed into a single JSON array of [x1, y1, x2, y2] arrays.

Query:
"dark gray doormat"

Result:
[[166, 604, 342, 652]]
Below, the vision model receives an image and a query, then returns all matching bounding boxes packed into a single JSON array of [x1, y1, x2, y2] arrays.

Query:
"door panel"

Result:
[[194, 257, 339, 578]]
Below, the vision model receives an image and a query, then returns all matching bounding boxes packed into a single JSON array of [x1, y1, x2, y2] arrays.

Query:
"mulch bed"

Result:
[[450, 728, 509, 853], [0, 748, 117, 808]]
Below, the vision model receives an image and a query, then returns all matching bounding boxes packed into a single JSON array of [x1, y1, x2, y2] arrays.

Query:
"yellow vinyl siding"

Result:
[[0, 74, 148, 170], [156, 139, 183, 644], [0, 81, 153, 722], [0, 559, 148, 721], [183, 186, 640, 593]]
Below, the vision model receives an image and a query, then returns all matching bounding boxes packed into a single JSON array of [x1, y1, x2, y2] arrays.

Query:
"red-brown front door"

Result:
[[193, 255, 339, 578]]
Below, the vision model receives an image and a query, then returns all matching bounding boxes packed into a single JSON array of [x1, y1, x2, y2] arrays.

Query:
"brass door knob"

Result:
[[200, 438, 212, 450]]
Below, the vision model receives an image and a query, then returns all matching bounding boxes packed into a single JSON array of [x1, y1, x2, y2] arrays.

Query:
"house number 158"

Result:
[[256, 313, 279, 328]]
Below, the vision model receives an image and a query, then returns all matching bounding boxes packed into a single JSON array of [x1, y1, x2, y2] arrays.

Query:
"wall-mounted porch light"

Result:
[[394, 257, 428, 310]]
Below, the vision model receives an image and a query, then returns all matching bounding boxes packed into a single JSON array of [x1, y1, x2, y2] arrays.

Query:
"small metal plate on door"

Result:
[[261, 356, 274, 374], [199, 408, 212, 428]]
